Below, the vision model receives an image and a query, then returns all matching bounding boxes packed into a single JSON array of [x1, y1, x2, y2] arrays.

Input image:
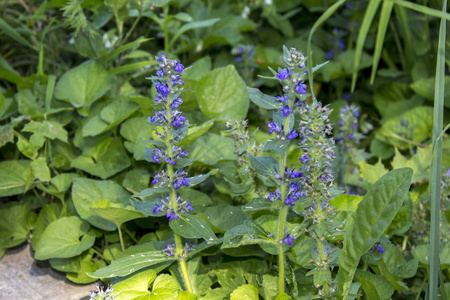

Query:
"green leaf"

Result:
[[178, 120, 214, 147], [354, 270, 394, 300], [112, 269, 157, 300], [151, 274, 180, 299], [196, 65, 249, 121], [169, 214, 217, 242], [248, 153, 279, 177], [0, 202, 32, 249], [351, 0, 381, 91], [204, 205, 247, 231], [170, 18, 220, 48], [0, 160, 32, 197], [187, 134, 237, 165], [391, 146, 432, 183], [71, 137, 131, 179], [89, 251, 174, 278], [385, 193, 413, 236], [0, 17, 35, 49], [377, 106, 433, 150], [120, 116, 156, 160], [0, 123, 14, 148], [358, 158, 389, 184], [90, 199, 144, 227], [31, 157, 51, 182], [123, 169, 151, 194], [332, 194, 363, 212], [34, 216, 96, 260], [17, 135, 39, 159], [22, 120, 68, 143], [72, 178, 132, 231], [230, 284, 259, 300], [82, 99, 139, 137], [262, 274, 278, 300], [337, 168, 413, 298], [263, 139, 290, 155], [54, 60, 110, 110], [31, 203, 61, 250], [66, 252, 106, 284], [188, 169, 218, 187], [410, 76, 450, 108], [247, 87, 280, 110]]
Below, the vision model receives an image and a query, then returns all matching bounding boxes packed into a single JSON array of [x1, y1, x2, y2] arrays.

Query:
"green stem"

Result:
[[123, 226, 138, 244], [117, 224, 125, 252], [277, 97, 294, 295], [163, 5, 170, 54], [316, 200, 329, 294]]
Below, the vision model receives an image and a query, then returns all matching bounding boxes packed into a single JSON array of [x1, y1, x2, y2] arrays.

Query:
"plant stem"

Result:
[[277, 97, 294, 295], [316, 199, 329, 294], [117, 224, 125, 252], [163, 5, 170, 54]]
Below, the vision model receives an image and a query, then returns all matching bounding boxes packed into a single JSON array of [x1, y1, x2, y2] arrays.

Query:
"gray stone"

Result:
[[0, 243, 95, 300]]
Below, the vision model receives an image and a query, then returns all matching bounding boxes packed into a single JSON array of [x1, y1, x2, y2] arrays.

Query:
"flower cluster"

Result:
[[89, 283, 114, 300], [337, 104, 360, 147], [153, 194, 193, 221], [326, 28, 346, 59], [441, 168, 450, 211], [298, 100, 335, 186], [231, 44, 255, 63], [145, 53, 194, 222]]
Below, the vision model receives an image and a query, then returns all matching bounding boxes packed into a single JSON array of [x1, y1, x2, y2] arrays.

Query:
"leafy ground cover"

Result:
[[0, 0, 449, 299]]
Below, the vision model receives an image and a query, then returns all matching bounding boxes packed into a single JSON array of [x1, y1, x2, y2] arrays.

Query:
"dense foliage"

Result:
[[0, 0, 449, 299]]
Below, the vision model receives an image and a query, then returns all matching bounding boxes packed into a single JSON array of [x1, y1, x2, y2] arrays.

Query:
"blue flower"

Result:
[[286, 129, 298, 140], [268, 121, 282, 135], [282, 234, 295, 246], [167, 211, 179, 222], [295, 81, 307, 94], [277, 68, 290, 80], [153, 204, 161, 214], [280, 105, 293, 117], [174, 62, 184, 73], [155, 82, 170, 95]]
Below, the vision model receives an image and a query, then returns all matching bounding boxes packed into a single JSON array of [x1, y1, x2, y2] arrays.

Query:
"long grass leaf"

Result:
[[351, 0, 382, 92], [428, 0, 447, 298], [0, 17, 36, 50], [370, 1, 394, 84], [307, 0, 346, 97], [394, 5, 414, 73], [387, 0, 450, 20]]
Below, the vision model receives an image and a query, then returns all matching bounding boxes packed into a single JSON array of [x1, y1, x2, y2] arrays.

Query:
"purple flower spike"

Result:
[[277, 68, 290, 80]]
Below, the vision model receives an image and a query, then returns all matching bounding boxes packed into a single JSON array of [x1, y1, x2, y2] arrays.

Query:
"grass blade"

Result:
[[307, 0, 346, 97], [351, 0, 382, 92], [370, 1, 394, 84], [0, 17, 36, 50], [428, 0, 447, 298], [387, 0, 450, 21], [394, 5, 414, 73]]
